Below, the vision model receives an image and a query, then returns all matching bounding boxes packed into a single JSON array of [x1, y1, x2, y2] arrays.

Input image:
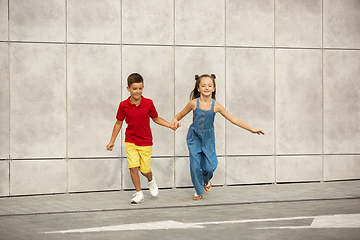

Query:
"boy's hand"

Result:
[[169, 122, 180, 131], [170, 119, 181, 130], [106, 143, 114, 151], [169, 124, 177, 131]]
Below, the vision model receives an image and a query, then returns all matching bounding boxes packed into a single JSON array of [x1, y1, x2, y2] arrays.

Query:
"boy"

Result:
[[106, 73, 176, 203]]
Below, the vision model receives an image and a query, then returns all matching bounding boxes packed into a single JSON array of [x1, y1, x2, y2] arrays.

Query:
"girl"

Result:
[[171, 74, 264, 200]]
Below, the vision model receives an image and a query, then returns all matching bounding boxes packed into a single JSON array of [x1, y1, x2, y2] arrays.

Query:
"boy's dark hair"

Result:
[[127, 73, 144, 87], [190, 74, 216, 100]]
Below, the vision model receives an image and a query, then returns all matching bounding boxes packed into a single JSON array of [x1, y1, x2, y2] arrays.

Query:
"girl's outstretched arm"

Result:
[[171, 100, 195, 129], [216, 102, 265, 135]]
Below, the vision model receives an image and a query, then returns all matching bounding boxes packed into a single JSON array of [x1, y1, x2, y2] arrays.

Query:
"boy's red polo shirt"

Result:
[[116, 96, 158, 146]]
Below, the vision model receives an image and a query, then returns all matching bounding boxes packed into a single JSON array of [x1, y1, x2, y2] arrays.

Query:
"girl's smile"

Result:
[[197, 77, 215, 97]]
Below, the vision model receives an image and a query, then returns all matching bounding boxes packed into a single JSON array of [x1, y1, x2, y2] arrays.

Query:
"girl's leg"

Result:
[[190, 152, 205, 196], [201, 154, 218, 187], [129, 167, 141, 192]]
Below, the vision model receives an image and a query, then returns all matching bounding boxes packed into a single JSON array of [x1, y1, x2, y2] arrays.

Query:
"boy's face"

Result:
[[127, 82, 144, 102]]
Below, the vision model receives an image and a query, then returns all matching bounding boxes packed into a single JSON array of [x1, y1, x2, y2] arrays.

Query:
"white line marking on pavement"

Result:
[[256, 214, 360, 229], [44, 214, 360, 234], [195, 216, 314, 225], [45, 220, 203, 234]]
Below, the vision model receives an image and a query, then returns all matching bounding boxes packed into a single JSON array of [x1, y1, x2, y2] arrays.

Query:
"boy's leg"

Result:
[[141, 171, 158, 197], [125, 143, 144, 203], [136, 145, 158, 197], [137, 145, 153, 182], [140, 171, 153, 182], [129, 167, 141, 192], [129, 167, 144, 204]]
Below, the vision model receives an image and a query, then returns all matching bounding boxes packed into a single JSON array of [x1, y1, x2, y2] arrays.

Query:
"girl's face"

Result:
[[127, 82, 144, 102], [197, 77, 215, 97]]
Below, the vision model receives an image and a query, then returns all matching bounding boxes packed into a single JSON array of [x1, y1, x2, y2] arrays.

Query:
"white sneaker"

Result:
[[131, 191, 144, 204], [148, 177, 158, 197]]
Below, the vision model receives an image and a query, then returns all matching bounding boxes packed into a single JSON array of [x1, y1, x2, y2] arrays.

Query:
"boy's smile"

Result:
[[127, 82, 144, 104]]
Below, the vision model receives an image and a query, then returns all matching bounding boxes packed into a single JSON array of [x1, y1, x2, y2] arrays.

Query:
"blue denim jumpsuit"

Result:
[[187, 98, 218, 195]]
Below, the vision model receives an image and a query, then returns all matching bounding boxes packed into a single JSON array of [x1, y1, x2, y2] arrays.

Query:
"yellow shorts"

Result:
[[124, 142, 152, 173]]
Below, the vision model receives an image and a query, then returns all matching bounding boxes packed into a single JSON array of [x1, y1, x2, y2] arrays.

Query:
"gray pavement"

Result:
[[0, 180, 360, 239]]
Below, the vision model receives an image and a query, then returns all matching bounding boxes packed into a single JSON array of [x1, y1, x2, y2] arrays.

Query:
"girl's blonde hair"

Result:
[[190, 74, 216, 100]]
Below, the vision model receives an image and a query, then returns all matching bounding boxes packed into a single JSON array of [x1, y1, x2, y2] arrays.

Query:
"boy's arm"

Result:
[[152, 117, 176, 130], [106, 120, 123, 151]]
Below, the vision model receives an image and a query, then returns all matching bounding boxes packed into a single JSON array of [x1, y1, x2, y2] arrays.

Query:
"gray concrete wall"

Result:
[[0, 0, 359, 196]]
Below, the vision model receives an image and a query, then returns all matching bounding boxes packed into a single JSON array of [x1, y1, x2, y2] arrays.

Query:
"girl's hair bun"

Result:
[[195, 75, 199, 80], [211, 74, 216, 79]]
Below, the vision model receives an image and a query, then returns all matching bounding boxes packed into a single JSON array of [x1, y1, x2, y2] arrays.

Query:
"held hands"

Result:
[[169, 123, 178, 131], [170, 119, 182, 130]]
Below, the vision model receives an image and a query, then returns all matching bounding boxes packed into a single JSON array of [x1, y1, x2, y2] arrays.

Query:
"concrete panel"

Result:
[[0, 160, 9, 196], [226, 156, 275, 184], [10, 43, 66, 159], [67, 0, 121, 44], [226, 48, 274, 155], [175, 0, 225, 46], [0, 0, 8, 41], [324, 50, 360, 154], [68, 159, 121, 192], [10, 160, 67, 195], [67, 44, 121, 158], [122, 157, 173, 190], [275, 0, 322, 48], [151, 157, 174, 188], [175, 157, 192, 187], [276, 156, 322, 183], [175, 47, 225, 156], [9, 0, 65, 42], [213, 157, 225, 186], [324, 0, 360, 48], [0, 43, 9, 159], [324, 155, 360, 181], [122, 46, 175, 157], [226, 0, 273, 47], [276, 49, 323, 154], [122, 0, 173, 45], [175, 157, 225, 188]]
